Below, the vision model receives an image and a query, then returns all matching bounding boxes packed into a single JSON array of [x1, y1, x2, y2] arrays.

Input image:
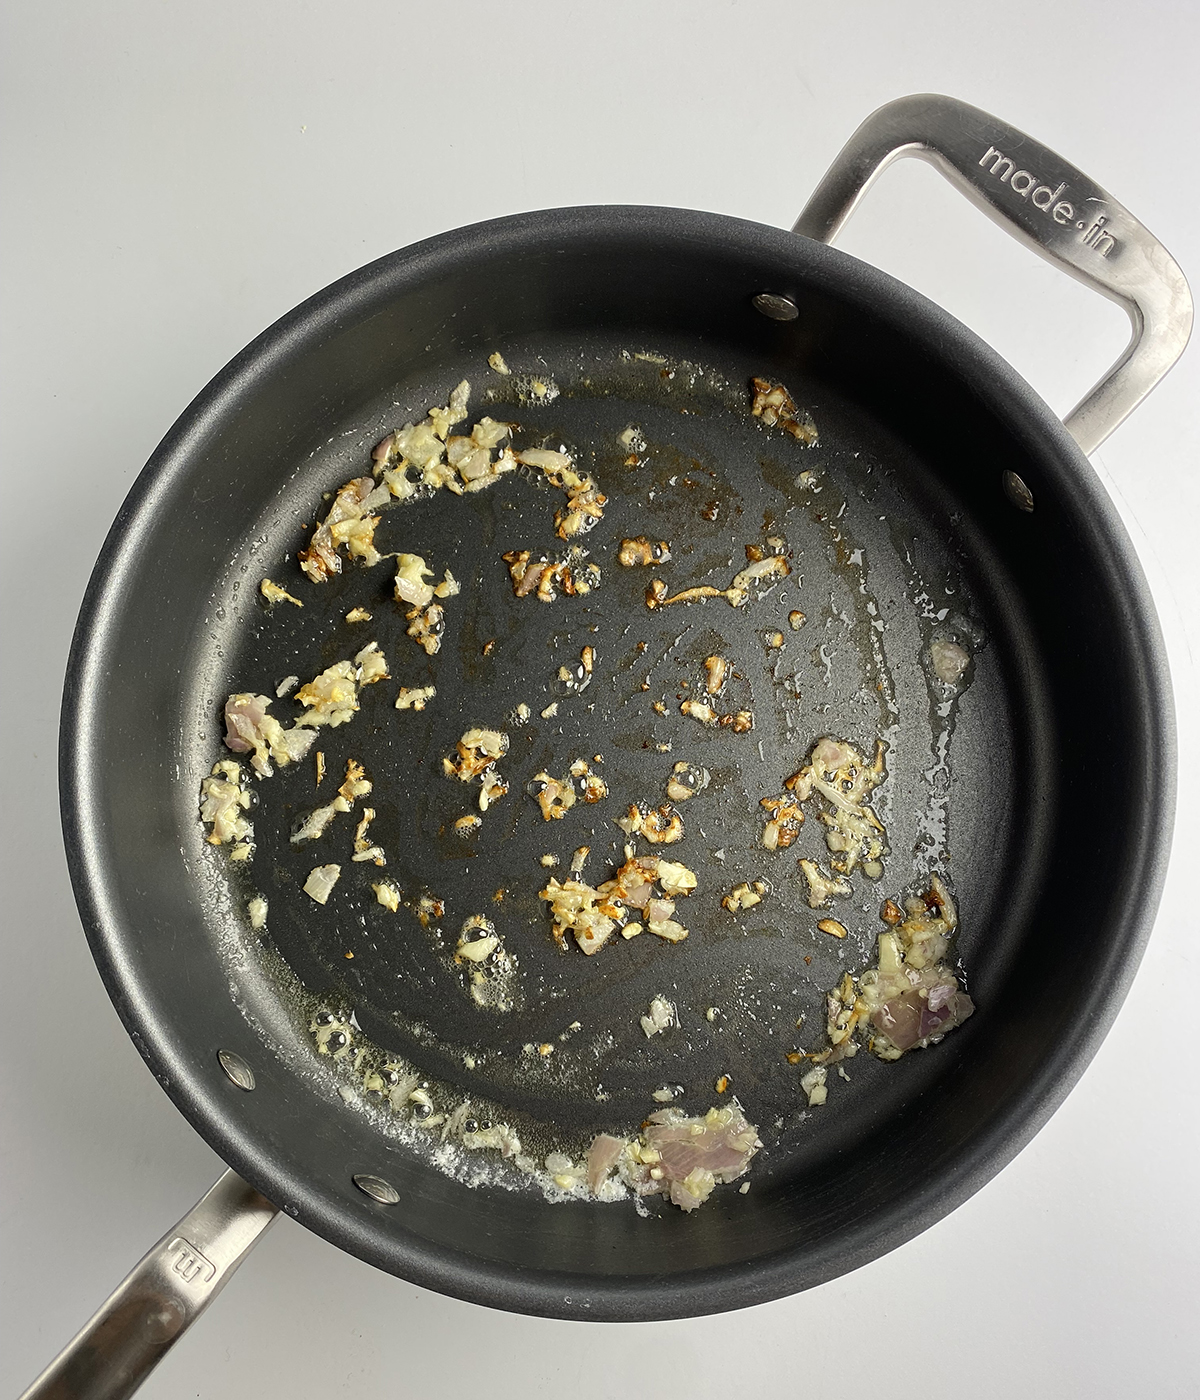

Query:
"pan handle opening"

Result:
[[18, 1171, 277, 1400], [793, 92, 1192, 456]]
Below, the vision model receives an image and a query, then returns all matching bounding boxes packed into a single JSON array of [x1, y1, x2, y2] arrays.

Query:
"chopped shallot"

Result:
[[665, 761, 709, 803], [645, 552, 789, 611], [502, 548, 600, 602], [223, 693, 316, 777], [298, 476, 389, 582], [527, 759, 607, 820], [784, 735, 887, 879], [303, 863, 341, 905], [199, 761, 253, 848], [293, 661, 359, 729], [538, 851, 696, 953], [395, 685, 435, 711], [799, 858, 852, 908], [640, 995, 676, 1038], [750, 377, 819, 444], [617, 536, 671, 566], [810, 876, 975, 1069], [931, 638, 971, 686], [260, 578, 302, 607]]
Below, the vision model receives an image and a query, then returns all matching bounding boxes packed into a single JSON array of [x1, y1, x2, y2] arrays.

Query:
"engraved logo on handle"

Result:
[[977, 146, 1119, 257], [166, 1237, 217, 1285]]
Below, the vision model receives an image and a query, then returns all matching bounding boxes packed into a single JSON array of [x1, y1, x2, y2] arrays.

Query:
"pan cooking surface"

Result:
[[65, 209, 1168, 1306], [189, 328, 1022, 1190]]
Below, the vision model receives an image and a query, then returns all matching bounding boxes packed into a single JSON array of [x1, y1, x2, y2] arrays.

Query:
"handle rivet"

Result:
[[353, 1174, 400, 1205], [752, 292, 799, 322], [217, 1049, 256, 1091], [1001, 470, 1035, 512]]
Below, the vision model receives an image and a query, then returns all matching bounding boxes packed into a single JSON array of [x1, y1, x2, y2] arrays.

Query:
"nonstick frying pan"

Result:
[[28, 94, 1190, 1400]]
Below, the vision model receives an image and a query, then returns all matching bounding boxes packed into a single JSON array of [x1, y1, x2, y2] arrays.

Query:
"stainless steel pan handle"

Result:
[[18, 1171, 277, 1400], [793, 92, 1193, 455]]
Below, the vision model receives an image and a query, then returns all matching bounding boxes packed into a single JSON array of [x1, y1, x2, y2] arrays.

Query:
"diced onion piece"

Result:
[[373, 882, 400, 912], [303, 864, 341, 904], [395, 685, 435, 711], [931, 638, 971, 686], [394, 553, 436, 607], [800, 1066, 827, 1106], [354, 641, 389, 686], [260, 578, 303, 607], [799, 859, 852, 908], [640, 996, 676, 1038]]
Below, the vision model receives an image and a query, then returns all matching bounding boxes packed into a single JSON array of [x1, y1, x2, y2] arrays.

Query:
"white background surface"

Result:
[[3, 2, 1198, 1396]]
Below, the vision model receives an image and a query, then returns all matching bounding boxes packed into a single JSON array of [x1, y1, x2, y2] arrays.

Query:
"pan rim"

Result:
[[59, 203, 1175, 1320]]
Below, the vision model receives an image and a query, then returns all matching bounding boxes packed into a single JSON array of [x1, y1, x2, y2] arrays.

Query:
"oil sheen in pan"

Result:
[[194, 337, 1013, 1205]]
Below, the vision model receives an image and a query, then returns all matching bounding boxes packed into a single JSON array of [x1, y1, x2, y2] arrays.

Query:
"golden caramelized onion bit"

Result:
[[646, 551, 790, 611], [702, 654, 728, 695], [665, 761, 709, 803], [479, 771, 509, 813], [301, 383, 521, 582], [618, 536, 672, 567], [394, 553, 436, 607], [293, 662, 359, 730], [680, 697, 719, 725], [750, 377, 819, 444], [300, 380, 614, 589], [722, 880, 769, 912], [352, 807, 386, 866], [784, 735, 888, 878], [395, 685, 435, 711], [502, 547, 600, 602], [719, 709, 755, 734], [798, 858, 852, 908], [527, 758, 608, 821], [291, 759, 373, 845], [259, 578, 303, 608], [538, 851, 697, 953], [298, 476, 390, 582], [646, 580, 728, 609], [616, 803, 684, 845], [809, 876, 975, 1070], [759, 794, 805, 851], [373, 881, 401, 911], [443, 728, 508, 782], [514, 447, 608, 539], [444, 729, 510, 823], [353, 641, 389, 686], [405, 603, 445, 655]]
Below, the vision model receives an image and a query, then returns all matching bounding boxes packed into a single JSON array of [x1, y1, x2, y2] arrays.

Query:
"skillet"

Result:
[[26, 94, 1190, 1400]]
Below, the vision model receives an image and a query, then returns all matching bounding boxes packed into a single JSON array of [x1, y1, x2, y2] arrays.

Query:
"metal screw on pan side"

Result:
[[1002, 469, 1035, 512], [353, 1174, 401, 1205], [217, 1049, 256, 1091], [752, 292, 799, 321]]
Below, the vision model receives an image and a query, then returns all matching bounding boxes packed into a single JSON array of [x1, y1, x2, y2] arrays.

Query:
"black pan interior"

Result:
[[61, 207, 1172, 1320]]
